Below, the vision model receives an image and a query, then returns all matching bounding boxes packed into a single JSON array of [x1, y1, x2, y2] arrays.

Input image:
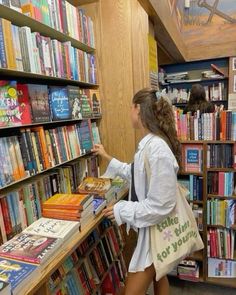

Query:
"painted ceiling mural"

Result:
[[169, 0, 236, 47]]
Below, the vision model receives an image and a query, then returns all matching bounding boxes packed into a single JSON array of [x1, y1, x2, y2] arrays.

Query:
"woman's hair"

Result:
[[132, 88, 181, 165], [185, 84, 215, 114]]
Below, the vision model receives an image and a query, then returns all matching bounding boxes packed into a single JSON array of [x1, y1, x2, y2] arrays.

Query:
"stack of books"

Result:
[[177, 260, 200, 282]]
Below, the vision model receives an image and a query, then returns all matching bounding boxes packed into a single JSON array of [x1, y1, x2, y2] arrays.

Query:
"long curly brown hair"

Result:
[[133, 88, 181, 165]]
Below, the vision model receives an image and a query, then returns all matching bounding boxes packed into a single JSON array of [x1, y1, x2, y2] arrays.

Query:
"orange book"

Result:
[[220, 111, 226, 141], [43, 193, 92, 210], [42, 208, 81, 217], [42, 212, 81, 221], [78, 177, 111, 195], [31, 126, 51, 169], [2, 19, 16, 70], [21, 3, 35, 19]]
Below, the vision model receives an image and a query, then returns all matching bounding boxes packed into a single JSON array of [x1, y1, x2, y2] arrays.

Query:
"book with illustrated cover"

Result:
[[0, 233, 60, 264], [23, 217, 80, 239], [78, 177, 111, 195], [77, 119, 93, 153], [93, 198, 106, 216], [80, 90, 92, 118], [88, 89, 101, 116], [27, 84, 50, 123], [16, 83, 32, 125], [0, 81, 21, 127], [49, 86, 71, 120], [0, 257, 38, 295], [43, 193, 92, 210], [67, 85, 82, 119]]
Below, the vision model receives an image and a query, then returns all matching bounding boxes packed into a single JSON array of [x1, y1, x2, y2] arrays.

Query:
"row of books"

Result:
[[165, 82, 226, 103], [48, 221, 126, 295], [0, 120, 100, 187], [1, 0, 95, 47], [208, 258, 236, 278], [179, 175, 203, 201], [0, 81, 101, 127], [207, 172, 235, 196], [174, 109, 236, 141], [207, 199, 236, 228], [0, 18, 97, 83], [207, 228, 236, 260], [0, 156, 99, 244], [192, 205, 203, 232], [207, 144, 234, 169]]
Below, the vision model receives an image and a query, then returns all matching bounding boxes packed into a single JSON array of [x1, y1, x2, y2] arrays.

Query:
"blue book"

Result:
[[77, 120, 93, 153], [0, 257, 38, 295], [49, 87, 71, 120], [93, 198, 106, 215]]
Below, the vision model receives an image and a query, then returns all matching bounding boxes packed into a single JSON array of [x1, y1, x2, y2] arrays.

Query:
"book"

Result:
[[182, 144, 203, 173], [78, 177, 111, 195], [0, 257, 38, 295], [49, 86, 71, 120], [0, 233, 60, 264], [208, 258, 236, 278], [16, 83, 32, 125], [23, 217, 80, 240], [43, 193, 92, 210], [67, 85, 82, 119], [27, 84, 50, 122], [77, 119, 93, 153], [89, 89, 101, 116], [0, 80, 21, 127], [93, 198, 106, 216]]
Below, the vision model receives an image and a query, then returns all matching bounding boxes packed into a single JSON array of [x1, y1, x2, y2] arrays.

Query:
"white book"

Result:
[[23, 217, 80, 240]]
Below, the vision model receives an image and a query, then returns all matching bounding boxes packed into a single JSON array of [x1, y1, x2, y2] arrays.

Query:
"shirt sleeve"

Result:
[[102, 158, 131, 182], [113, 156, 177, 227]]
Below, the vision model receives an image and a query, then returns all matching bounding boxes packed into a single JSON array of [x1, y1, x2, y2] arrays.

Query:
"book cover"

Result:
[[0, 257, 38, 294], [16, 83, 32, 125], [49, 86, 71, 120], [23, 217, 80, 239], [67, 86, 82, 119], [89, 89, 101, 116], [27, 84, 50, 123], [0, 81, 22, 127], [0, 233, 60, 264], [182, 144, 203, 173], [43, 193, 92, 210], [80, 90, 92, 118], [0, 280, 11, 295], [93, 198, 106, 215], [77, 120, 93, 153], [78, 177, 111, 195]]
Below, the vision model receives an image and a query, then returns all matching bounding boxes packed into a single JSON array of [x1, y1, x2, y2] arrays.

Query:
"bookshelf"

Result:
[[159, 58, 229, 108], [177, 140, 236, 287]]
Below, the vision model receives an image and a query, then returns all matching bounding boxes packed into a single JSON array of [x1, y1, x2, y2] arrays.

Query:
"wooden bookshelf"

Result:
[[67, 0, 98, 5], [208, 194, 236, 200], [207, 168, 236, 172], [0, 68, 98, 88], [206, 277, 236, 289], [178, 171, 203, 176], [0, 4, 95, 53], [18, 190, 128, 295]]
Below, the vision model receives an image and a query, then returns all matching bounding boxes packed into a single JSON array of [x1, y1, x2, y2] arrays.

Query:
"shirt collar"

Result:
[[137, 133, 155, 152]]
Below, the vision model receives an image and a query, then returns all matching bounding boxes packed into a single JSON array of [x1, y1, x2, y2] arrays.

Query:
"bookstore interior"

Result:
[[0, 0, 236, 295]]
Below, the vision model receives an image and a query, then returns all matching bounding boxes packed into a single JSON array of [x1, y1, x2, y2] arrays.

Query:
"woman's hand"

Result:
[[92, 144, 112, 162], [103, 205, 115, 222]]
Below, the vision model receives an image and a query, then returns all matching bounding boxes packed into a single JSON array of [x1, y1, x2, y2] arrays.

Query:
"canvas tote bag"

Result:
[[144, 154, 204, 281]]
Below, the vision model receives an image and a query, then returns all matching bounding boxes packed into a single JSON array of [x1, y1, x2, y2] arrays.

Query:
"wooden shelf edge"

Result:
[[0, 68, 98, 87], [0, 4, 95, 53], [206, 277, 236, 288], [67, 0, 99, 5]]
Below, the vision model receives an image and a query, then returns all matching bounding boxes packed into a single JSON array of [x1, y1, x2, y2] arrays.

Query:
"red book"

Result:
[[17, 84, 32, 125]]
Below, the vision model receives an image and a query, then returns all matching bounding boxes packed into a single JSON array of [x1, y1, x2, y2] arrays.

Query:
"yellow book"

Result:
[[2, 19, 16, 70]]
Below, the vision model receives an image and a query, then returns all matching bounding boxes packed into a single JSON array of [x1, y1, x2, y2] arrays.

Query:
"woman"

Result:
[[92, 88, 181, 295], [184, 83, 215, 114]]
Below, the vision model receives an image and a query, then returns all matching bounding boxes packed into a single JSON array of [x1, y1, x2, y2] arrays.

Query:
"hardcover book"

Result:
[[0, 257, 38, 295], [88, 89, 101, 116], [0, 81, 21, 127], [49, 86, 71, 120], [77, 120, 93, 153], [0, 233, 60, 264], [16, 83, 32, 125], [27, 84, 50, 122], [23, 217, 80, 239]]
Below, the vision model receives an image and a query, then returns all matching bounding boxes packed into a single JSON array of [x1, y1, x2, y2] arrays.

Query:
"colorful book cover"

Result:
[[23, 217, 80, 239], [88, 89, 101, 116], [93, 198, 106, 215], [80, 90, 92, 118], [0, 257, 38, 294], [0, 81, 22, 127], [16, 83, 32, 125], [27, 84, 50, 123], [67, 86, 82, 119], [49, 86, 71, 120], [78, 177, 111, 195], [0, 233, 60, 264], [77, 120, 93, 153], [42, 193, 92, 210], [182, 144, 203, 172]]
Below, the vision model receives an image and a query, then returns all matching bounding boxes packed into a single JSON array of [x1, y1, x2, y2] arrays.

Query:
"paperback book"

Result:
[[0, 233, 60, 264], [23, 217, 80, 240], [49, 87, 71, 120], [78, 177, 111, 195]]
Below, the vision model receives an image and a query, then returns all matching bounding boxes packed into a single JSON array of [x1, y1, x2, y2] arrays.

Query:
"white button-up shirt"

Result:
[[104, 133, 179, 272]]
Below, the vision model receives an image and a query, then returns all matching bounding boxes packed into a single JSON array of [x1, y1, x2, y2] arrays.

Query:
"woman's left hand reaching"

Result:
[[103, 205, 115, 222]]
